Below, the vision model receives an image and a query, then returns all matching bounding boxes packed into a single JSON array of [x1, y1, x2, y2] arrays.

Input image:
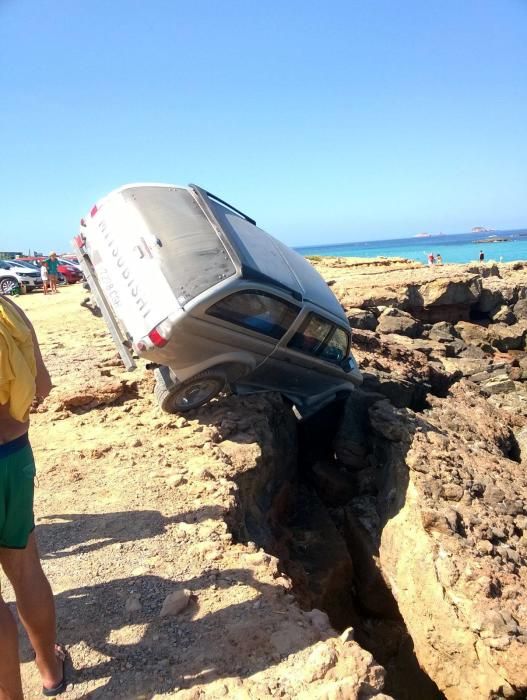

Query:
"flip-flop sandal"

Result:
[[42, 644, 67, 697]]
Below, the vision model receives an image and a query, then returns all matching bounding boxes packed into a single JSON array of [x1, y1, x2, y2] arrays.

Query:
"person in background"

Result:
[[479, 250, 485, 262], [427, 252, 435, 266], [436, 253, 443, 265], [0, 296, 67, 698], [40, 261, 49, 295], [44, 253, 59, 294]]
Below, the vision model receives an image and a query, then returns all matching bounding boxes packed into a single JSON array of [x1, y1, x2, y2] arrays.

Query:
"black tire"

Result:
[[0, 277, 19, 294], [154, 370, 226, 414]]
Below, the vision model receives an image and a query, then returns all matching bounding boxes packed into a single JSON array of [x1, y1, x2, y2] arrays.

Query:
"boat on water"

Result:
[[472, 235, 512, 244], [414, 232, 432, 238]]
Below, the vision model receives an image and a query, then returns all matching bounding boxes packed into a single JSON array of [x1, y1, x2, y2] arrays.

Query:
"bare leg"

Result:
[[0, 595, 23, 700], [43, 281, 48, 295], [0, 534, 63, 690]]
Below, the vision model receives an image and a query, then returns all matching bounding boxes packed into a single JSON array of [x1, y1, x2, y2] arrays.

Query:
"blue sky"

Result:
[[0, 0, 526, 251]]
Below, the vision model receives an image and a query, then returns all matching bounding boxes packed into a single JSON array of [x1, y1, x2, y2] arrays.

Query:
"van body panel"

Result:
[[84, 192, 178, 341]]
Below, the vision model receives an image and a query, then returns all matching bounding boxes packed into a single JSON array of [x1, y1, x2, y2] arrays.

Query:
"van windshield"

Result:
[[123, 187, 236, 305]]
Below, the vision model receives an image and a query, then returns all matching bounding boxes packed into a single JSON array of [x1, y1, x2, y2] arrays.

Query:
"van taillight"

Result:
[[90, 205, 98, 218], [148, 328, 168, 348]]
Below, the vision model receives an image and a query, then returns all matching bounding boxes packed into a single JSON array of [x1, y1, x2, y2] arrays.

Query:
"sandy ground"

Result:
[[4, 286, 378, 700]]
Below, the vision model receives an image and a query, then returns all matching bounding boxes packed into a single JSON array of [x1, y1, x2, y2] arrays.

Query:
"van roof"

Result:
[[200, 191, 347, 322]]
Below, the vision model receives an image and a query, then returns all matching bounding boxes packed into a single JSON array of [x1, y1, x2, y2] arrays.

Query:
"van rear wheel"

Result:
[[154, 370, 226, 413]]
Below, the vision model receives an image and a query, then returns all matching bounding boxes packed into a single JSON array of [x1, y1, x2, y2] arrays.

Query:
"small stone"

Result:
[[125, 594, 142, 614], [486, 636, 511, 650], [476, 540, 494, 555], [132, 438, 142, 447], [167, 474, 185, 488], [160, 589, 192, 617], [442, 483, 464, 501]]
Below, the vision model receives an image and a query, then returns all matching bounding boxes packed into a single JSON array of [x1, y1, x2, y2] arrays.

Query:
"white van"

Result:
[[75, 183, 362, 415]]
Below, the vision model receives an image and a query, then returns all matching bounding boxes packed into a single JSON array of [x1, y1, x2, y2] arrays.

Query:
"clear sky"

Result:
[[1, 0, 526, 251]]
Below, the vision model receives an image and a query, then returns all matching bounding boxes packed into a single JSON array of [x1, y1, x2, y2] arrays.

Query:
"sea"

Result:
[[295, 229, 527, 265]]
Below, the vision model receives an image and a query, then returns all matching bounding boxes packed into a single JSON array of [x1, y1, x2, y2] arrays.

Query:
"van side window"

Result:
[[319, 327, 349, 363], [289, 315, 332, 354], [207, 291, 299, 340], [289, 314, 350, 364]]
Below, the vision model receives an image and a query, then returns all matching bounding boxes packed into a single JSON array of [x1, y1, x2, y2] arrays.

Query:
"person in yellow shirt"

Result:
[[0, 296, 67, 698]]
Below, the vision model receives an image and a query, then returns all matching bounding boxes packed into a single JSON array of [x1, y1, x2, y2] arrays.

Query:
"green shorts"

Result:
[[0, 434, 36, 549]]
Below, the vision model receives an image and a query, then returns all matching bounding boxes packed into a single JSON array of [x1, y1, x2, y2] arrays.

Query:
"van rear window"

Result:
[[124, 187, 236, 304], [207, 291, 299, 340]]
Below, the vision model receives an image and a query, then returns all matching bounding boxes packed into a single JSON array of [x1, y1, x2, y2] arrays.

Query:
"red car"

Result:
[[16, 257, 83, 284]]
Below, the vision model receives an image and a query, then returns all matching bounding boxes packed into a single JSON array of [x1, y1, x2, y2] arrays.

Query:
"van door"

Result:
[[83, 192, 179, 342], [245, 312, 351, 397]]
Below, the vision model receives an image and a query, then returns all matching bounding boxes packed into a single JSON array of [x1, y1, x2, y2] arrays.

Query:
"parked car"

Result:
[[16, 256, 83, 284], [55, 261, 83, 284], [74, 183, 362, 416], [57, 256, 83, 274], [0, 260, 42, 293]]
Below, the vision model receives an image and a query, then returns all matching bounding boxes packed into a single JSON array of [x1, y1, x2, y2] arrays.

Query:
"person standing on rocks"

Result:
[[479, 250, 485, 262], [436, 253, 443, 265], [0, 295, 67, 698]]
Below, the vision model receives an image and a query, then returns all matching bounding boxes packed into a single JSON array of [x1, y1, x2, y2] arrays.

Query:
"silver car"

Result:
[[75, 183, 362, 416]]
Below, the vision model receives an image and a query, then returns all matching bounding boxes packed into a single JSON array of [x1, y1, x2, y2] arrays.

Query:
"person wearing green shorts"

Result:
[[0, 297, 66, 699]]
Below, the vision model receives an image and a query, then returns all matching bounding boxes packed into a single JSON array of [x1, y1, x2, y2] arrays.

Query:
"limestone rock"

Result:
[[481, 374, 516, 395], [334, 392, 369, 468], [368, 401, 408, 442], [490, 305, 516, 325], [455, 321, 493, 351], [56, 379, 131, 410], [419, 275, 482, 308], [159, 588, 192, 617], [488, 322, 527, 352], [428, 321, 459, 343], [513, 298, 527, 319], [374, 384, 527, 699], [347, 308, 378, 331], [376, 308, 422, 339]]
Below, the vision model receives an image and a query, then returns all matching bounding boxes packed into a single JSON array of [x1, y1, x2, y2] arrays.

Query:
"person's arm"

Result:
[[1, 297, 52, 400]]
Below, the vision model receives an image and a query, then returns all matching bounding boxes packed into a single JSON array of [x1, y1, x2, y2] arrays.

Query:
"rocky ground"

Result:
[[5, 256, 527, 699], [309, 257, 527, 699], [8, 286, 388, 700]]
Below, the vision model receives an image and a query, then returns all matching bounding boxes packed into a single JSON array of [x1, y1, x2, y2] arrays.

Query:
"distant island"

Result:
[[472, 226, 495, 233]]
